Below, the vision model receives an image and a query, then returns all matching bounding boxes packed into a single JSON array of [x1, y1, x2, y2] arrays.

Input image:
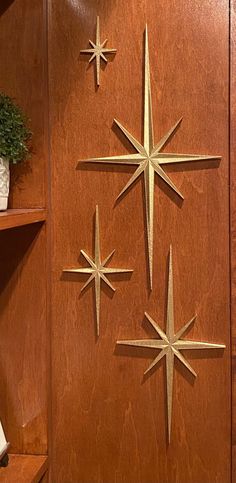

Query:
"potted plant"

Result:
[[0, 92, 32, 210]]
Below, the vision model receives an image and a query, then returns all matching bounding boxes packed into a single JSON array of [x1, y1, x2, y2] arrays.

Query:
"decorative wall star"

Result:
[[63, 206, 132, 336], [117, 245, 225, 442], [80, 16, 116, 86], [78, 26, 220, 289]]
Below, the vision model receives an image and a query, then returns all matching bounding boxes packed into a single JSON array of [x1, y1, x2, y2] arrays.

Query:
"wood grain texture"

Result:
[[0, 224, 47, 454], [0, 209, 46, 231], [0, 0, 49, 460], [39, 470, 49, 483], [49, 1, 231, 482], [0, 1, 15, 17], [231, 1, 236, 481], [0, 454, 48, 483], [0, 0, 47, 209]]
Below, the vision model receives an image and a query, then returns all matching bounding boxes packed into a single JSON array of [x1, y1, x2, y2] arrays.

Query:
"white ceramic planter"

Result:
[[0, 158, 9, 211]]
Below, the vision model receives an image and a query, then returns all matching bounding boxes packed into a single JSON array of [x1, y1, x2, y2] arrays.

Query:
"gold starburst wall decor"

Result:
[[63, 206, 133, 337], [78, 26, 220, 289], [117, 246, 225, 443], [80, 16, 116, 86]]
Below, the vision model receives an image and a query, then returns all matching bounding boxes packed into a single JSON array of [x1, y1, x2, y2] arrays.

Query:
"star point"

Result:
[[78, 26, 221, 288], [117, 246, 225, 442], [63, 205, 133, 336], [80, 16, 116, 86]]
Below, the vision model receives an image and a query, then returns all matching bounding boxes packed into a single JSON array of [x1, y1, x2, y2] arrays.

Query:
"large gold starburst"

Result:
[[80, 16, 116, 86], [78, 26, 220, 289], [63, 206, 133, 336], [117, 246, 225, 442]]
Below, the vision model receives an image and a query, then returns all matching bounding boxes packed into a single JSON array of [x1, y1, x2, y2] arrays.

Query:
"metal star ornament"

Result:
[[80, 16, 116, 86], [78, 26, 221, 289], [117, 246, 225, 443], [63, 206, 133, 337]]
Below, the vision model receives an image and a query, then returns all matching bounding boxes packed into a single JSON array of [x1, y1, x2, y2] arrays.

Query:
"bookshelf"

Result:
[[0, 0, 49, 481]]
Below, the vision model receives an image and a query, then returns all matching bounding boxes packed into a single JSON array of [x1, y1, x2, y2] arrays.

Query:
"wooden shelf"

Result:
[[0, 209, 46, 231], [0, 454, 48, 483]]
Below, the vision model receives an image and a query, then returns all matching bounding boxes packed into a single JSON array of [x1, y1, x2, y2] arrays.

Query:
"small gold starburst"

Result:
[[63, 206, 132, 336], [117, 246, 225, 442], [80, 16, 116, 86]]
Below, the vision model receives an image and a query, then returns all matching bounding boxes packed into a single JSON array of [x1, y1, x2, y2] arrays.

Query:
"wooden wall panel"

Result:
[[49, 1, 231, 482], [0, 0, 47, 209], [231, 0, 236, 481]]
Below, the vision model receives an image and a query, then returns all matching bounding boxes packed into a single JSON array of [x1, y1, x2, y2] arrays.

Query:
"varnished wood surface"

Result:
[[39, 470, 49, 483], [0, 0, 48, 459], [49, 1, 231, 482], [0, 224, 47, 454], [0, 454, 48, 483], [0, 0, 47, 209], [231, 1, 236, 481], [0, 1, 15, 17], [0, 209, 46, 231]]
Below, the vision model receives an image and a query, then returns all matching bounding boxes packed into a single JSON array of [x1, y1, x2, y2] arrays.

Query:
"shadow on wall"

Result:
[[0, 0, 15, 16]]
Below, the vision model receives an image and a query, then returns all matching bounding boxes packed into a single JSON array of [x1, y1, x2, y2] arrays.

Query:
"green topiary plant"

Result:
[[0, 92, 32, 164]]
